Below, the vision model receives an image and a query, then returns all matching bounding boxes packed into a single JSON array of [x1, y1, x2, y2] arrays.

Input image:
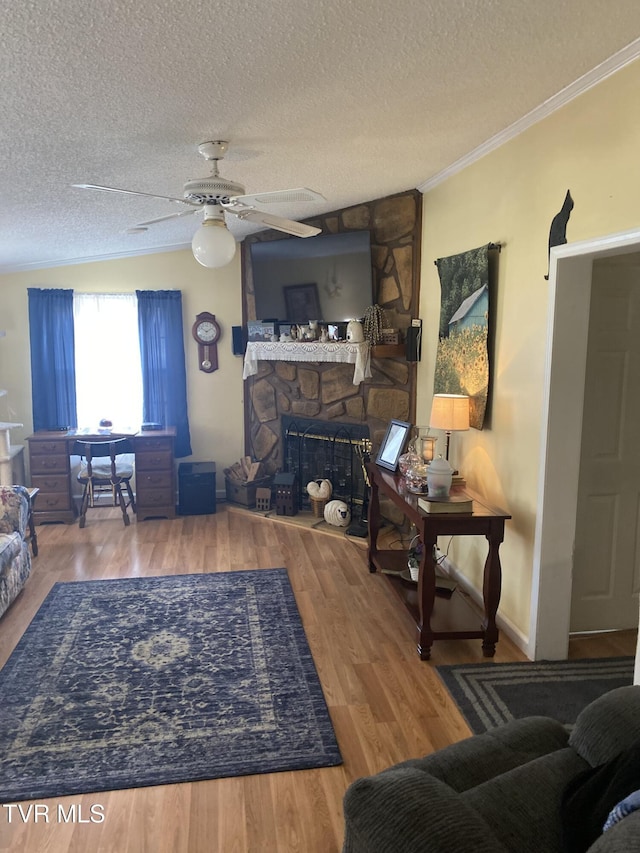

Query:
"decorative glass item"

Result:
[[406, 461, 429, 493], [427, 455, 453, 498], [413, 426, 437, 464], [398, 450, 421, 478]]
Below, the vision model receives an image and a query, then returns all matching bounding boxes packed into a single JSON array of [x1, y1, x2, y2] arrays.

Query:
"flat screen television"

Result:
[[249, 230, 374, 324]]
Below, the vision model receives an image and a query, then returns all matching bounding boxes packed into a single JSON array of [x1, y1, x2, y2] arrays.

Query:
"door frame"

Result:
[[530, 226, 640, 660]]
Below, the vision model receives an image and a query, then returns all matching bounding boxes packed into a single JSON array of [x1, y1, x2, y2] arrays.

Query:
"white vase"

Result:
[[346, 320, 364, 343], [427, 456, 453, 498]]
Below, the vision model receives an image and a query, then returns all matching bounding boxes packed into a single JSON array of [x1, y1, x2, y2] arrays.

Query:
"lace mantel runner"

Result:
[[243, 341, 372, 385]]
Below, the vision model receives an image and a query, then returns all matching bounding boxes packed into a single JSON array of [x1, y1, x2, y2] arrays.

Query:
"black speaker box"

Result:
[[231, 325, 246, 356], [406, 324, 422, 362], [178, 462, 217, 515]]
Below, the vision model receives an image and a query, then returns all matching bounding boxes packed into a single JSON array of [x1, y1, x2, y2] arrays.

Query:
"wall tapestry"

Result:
[[434, 243, 496, 430]]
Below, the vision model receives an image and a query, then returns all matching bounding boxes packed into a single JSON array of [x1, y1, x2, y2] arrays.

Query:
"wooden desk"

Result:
[[367, 463, 511, 660], [26, 428, 177, 524]]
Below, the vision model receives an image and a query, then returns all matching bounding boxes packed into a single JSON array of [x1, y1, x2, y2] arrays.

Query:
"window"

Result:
[[73, 293, 143, 429], [29, 287, 191, 457]]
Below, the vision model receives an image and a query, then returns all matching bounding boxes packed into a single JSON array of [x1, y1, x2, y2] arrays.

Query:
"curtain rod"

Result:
[[434, 242, 502, 265]]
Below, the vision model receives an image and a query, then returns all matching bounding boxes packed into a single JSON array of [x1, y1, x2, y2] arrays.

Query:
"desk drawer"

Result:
[[136, 436, 173, 453], [30, 453, 70, 475], [136, 487, 174, 508], [31, 474, 70, 495], [132, 431, 175, 520], [34, 490, 73, 512], [29, 439, 70, 456], [136, 450, 173, 472], [136, 471, 173, 490]]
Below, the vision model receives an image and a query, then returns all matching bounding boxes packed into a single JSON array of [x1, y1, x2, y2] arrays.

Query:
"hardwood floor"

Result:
[[0, 506, 636, 852]]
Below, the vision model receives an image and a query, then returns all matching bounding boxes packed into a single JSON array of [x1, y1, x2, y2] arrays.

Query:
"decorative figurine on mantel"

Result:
[[346, 319, 364, 343]]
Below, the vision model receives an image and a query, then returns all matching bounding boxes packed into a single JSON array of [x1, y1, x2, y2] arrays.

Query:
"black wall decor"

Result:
[[545, 189, 574, 279]]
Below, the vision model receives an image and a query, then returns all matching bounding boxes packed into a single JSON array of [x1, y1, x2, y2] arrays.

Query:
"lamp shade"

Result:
[[429, 394, 470, 432], [191, 219, 237, 268]]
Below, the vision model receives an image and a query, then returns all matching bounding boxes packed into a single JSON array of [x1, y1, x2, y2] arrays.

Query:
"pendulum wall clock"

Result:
[[192, 312, 221, 373]]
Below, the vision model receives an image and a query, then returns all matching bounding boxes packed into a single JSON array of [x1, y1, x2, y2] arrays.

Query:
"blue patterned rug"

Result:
[[0, 570, 341, 802], [437, 657, 634, 734]]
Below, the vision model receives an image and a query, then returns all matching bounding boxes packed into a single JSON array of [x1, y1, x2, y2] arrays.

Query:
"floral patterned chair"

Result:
[[0, 485, 32, 618]]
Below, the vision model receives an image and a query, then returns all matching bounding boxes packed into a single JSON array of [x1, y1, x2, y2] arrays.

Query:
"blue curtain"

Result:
[[136, 290, 192, 458], [27, 288, 78, 431]]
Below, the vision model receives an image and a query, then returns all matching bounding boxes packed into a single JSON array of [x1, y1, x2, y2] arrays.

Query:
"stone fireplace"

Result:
[[241, 188, 421, 480]]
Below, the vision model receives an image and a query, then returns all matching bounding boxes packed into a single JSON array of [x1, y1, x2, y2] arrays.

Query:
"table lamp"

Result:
[[429, 394, 470, 469]]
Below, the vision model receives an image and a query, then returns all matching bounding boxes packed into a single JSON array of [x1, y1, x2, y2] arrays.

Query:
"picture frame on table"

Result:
[[375, 419, 411, 471]]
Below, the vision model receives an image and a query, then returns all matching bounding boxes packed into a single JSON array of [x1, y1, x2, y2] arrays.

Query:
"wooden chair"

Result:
[[73, 438, 136, 528]]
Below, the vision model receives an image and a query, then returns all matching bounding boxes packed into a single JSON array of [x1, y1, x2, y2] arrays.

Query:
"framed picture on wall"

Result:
[[375, 419, 411, 471], [283, 283, 321, 323]]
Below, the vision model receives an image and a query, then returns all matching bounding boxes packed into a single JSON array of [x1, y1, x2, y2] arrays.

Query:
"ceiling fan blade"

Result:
[[229, 187, 325, 206], [72, 183, 199, 207], [230, 209, 321, 237], [131, 208, 202, 228]]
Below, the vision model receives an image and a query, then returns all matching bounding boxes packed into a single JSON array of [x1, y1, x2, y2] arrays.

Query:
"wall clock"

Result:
[[192, 312, 221, 373]]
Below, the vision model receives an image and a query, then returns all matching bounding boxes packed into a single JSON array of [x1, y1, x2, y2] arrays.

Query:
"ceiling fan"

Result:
[[72, 141, 325, 268]]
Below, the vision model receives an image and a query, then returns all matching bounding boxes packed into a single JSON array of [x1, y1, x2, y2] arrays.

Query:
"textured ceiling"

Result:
[[2, 0, 640, 272]]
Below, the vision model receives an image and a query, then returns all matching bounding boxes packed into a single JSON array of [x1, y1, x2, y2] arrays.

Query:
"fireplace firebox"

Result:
[[281, 416, 371, 519]]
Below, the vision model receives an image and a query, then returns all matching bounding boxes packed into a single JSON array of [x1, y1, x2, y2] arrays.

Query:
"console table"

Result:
[[367, 463, 511, 660], [242, 340, 372, 385]]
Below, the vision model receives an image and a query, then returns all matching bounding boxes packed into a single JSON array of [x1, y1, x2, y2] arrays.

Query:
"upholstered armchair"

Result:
[[0, 485, 32, 617], [343, 686, 640, 853]]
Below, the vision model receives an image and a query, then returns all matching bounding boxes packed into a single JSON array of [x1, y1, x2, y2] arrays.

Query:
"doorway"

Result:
[[529, 227, 640, 660], [571, 254, 640, 632]]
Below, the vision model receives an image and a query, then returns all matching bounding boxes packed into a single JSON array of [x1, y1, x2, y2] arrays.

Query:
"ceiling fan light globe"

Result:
[[191, 220, 236, 268]]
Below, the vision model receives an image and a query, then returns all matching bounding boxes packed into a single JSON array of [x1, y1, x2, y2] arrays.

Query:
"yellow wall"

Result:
[[0, 247, 246, 478], [2, 58, 640, 645], [418, 58, 640, 640]]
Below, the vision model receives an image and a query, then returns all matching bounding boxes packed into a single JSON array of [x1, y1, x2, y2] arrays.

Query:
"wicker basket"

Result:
[[309, 496, 328, 518], [381, 328, 399, 345]]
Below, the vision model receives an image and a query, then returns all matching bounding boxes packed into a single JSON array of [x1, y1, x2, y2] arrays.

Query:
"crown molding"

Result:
[[417, 38, 640, 194], [0, 242, 194, 274]]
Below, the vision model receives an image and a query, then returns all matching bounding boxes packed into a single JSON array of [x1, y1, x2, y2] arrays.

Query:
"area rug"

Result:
[[0, 569, 341, 802], [437, 657, 634, 735]]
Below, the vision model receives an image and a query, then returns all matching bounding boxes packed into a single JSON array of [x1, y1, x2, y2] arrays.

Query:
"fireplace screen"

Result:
[[281, 416, 371, 514]]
